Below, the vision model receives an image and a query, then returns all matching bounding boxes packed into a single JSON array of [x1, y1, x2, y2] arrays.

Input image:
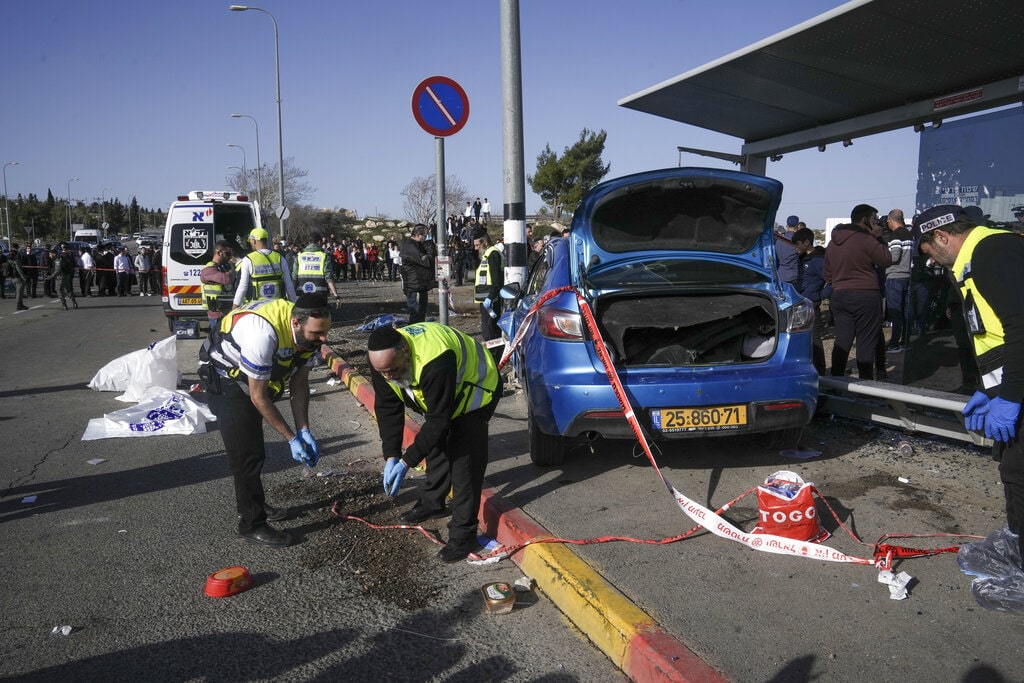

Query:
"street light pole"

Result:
[[3, 161, 19, 243], [226, 144, 247, 193], [231, 113, 263, 208], [230, 5, 286, 240], [66, 177, 80, 241], [101, 187, 112, 235]]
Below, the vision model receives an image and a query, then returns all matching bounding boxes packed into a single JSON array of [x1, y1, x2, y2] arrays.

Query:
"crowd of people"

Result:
[[1, 241, 162, 310], [777, 207, 954, 384]]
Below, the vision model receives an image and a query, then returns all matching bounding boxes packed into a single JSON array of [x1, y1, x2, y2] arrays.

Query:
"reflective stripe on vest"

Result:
[[214, 298, 312, 400], [385, 322, 499, 416], [953, 226, 1010, 390], [474, 245, 501, 302], [242, 250, 284, 302], [296, 249, 329, 295]]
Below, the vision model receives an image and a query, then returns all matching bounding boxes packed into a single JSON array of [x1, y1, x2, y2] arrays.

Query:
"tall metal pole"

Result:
[[232, 113, 263, 207], [66, 177, 79, 241], [435, 136, 448, 325], [226, 144, 247, 192], [230, 5, 286, 240], [3, 161, 18, 243], [101, 187, 112, 235], [500, 0, 528, 288]]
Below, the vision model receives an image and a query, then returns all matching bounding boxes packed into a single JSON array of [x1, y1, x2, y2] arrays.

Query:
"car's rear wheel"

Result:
[[529, 414, 567, 467]]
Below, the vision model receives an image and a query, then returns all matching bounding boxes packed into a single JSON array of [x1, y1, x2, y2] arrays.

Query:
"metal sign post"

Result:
[[412, 75, 470, 326]]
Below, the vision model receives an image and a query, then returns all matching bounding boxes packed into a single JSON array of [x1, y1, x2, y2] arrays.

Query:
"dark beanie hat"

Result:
[[367, 326, 403, 351]]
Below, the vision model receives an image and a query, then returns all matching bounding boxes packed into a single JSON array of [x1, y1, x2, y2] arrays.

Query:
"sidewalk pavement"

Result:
[[321, 343, 727, 683]]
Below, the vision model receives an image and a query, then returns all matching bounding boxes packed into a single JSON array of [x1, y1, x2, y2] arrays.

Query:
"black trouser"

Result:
[[810, 303, 826, 376], [830, 289, 884, 380], [207, 379, 269, 533], [405, 288, 428, 324], [416, 398, 498, 545]]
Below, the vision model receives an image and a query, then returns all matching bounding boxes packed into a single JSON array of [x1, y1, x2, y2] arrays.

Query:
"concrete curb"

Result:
[[322, 344, 727, 683]]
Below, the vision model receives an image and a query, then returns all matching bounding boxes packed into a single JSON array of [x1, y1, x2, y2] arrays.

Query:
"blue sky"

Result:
[[3, 0, 922, 229]]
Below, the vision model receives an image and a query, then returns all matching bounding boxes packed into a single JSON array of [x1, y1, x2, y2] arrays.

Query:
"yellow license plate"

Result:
[[178, 296, 202, 306], [653, 405, 747, 433]]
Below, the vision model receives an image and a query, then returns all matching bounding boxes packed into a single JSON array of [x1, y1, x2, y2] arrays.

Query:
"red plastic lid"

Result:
[[204, 566, 253, 598]]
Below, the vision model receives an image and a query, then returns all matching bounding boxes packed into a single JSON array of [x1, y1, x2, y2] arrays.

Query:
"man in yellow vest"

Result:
[[293, 231, 340, 306], [915, 204, 1024, 610], [200, 293, 332, 547], [367, 323, 500, 562], [473, 231, 504, 363], [200, 240, 236, 323], [232, 227, 297, 307]]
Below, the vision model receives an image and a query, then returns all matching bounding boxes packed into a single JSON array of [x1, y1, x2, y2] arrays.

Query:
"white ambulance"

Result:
[[161, 190, 265, 332]]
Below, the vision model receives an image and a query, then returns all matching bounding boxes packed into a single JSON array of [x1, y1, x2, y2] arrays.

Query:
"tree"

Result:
[[226, 157, 314, 214], [401, 174, 470, 225], [528, 128, 610, 220]]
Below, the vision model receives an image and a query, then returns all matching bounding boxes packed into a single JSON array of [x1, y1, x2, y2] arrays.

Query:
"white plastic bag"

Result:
[[86, 336, 180, 402], [81, 387, 216, 441]]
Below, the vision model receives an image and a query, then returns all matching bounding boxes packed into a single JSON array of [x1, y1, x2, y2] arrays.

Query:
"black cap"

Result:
[[912, 204, 967, 239], [293, 292, 330, 318], [367, 326, 403, 351]]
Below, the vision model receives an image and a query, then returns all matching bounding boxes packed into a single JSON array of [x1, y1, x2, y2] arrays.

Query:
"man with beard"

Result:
[[367, 323, 500, 562], [199, 293, 332, 547]]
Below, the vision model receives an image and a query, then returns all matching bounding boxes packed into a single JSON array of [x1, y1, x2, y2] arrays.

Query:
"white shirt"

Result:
[[482, 200, 491, 214], [80, 252, 95, 270], [114, 253, 131, 273]]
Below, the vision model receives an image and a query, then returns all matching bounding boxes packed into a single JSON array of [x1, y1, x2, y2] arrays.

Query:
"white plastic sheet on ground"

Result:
[[87, 335, 180, 402], [82, 386, 216, 441], [83, 336, 215, 440]]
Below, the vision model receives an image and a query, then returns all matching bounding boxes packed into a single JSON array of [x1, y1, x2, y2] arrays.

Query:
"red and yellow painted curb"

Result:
[[322, 344, 726, 683]]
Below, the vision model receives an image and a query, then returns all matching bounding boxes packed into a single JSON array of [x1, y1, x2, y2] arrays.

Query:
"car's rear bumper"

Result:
[[526, 363, 818, 439]]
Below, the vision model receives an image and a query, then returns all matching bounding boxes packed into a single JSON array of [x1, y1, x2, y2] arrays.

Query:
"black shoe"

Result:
[[239, 525, 292, 547], [264, 503, 289, 522], [17, 304, 29, 311], [61, 302, 68, 310], [72, 300, 79, 310], [437, 540, 481, 563], [399, 503, 447, 524]]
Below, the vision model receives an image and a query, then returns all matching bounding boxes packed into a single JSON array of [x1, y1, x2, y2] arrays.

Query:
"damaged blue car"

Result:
[[500, 167, 818, 466]]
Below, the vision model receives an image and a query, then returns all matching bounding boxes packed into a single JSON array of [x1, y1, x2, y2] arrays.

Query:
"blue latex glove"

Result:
[[962, 391, 991, 433], [985, 397, 1021, 443], [298, 427, 320, 465], [289, 435, 314, 467], [483, 297, 492, 310], [383, 457, 409, 497], [482, 297, 497, 319]]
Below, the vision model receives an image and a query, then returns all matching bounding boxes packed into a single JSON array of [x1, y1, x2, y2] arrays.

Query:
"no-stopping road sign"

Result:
[[412, 76, 470, 137]]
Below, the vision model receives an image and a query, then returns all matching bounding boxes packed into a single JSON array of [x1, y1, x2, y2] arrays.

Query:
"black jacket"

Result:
[[399, 237, 434, 292]]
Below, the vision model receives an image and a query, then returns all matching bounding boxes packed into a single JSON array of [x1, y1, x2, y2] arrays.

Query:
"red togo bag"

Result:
[[752, 470, 830, 543]]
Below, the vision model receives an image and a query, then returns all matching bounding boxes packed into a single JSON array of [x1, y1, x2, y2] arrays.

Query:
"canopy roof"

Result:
[[619, 0, 1024, 157]]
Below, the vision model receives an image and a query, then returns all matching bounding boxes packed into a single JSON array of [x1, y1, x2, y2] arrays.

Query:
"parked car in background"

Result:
[[499, 167, 818, 466]]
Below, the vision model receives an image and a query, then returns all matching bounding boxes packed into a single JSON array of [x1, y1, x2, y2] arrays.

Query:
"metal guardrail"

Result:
[[818, 376, 992, 447]]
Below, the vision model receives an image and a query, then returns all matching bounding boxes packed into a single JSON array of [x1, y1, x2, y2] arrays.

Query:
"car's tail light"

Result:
[[784, 298, 815, 333], [538, 307, 584, 340]]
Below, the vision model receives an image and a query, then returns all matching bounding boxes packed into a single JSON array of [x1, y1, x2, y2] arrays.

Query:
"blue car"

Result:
[[500, 167, 818, 466]]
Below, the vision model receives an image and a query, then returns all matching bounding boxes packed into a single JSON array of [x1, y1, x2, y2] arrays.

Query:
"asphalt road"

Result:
[[4, 287, 1023, 682], [0, 294, 624, 682]]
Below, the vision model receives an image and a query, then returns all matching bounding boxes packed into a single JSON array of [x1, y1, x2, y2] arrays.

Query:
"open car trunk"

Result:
[[595, 293, 778, 367]]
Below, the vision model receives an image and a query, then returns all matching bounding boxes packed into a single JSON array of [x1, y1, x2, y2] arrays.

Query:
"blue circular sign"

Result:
[[412, 76, 470, 137]]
